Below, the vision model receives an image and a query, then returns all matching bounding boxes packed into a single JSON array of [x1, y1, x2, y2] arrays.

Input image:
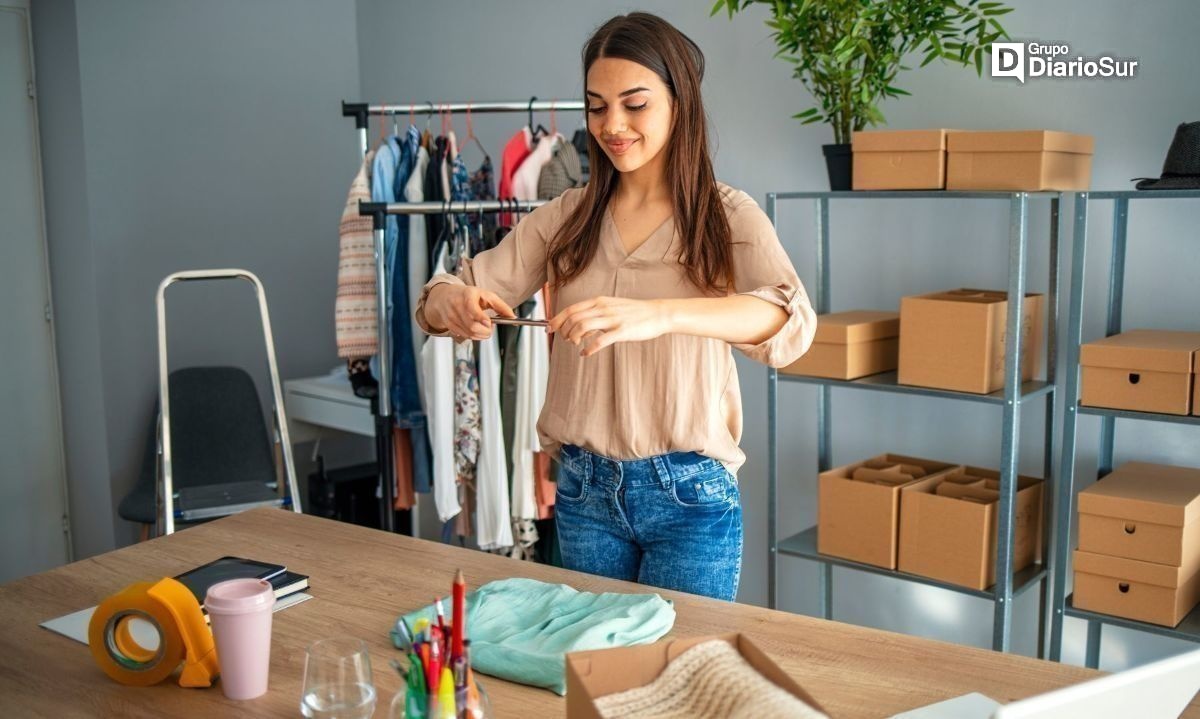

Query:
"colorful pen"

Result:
[[451, 569, 466, 663], [428, 627, 443, 696]]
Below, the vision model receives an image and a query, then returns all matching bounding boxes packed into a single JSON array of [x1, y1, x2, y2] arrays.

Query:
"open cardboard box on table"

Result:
[[945, 130, 1094, 191], [1080, 329, 1200, 416], [818, 453, 958, 569], [565, 633, 827, 719], [898, 288, 1043, 395], [852, 129, 953, 190], [781, 310, 900, 380], [898, 466, 1043, 591]]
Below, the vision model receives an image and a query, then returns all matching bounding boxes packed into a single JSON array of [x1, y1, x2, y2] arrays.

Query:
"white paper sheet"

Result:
[[39, 592, 314, 645]]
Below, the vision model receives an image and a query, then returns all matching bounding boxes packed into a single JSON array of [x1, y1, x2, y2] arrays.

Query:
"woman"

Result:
[[415, 12, 816, 601]]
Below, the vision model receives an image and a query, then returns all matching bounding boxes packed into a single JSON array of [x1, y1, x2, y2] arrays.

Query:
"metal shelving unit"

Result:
[[766, 190, 1063, 654], [1049, 189, 1200, 667]]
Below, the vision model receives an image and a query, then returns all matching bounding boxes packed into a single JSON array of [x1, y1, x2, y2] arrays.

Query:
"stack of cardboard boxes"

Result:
[[1071, 330, 1200, 626], [852, 128, 1094, 191], [1074, 462, 1200, 627], [817, 453, 1043, 591]]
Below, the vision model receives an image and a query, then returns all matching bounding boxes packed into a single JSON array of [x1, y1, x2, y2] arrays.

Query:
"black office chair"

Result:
[[119, 367, 285, 538]]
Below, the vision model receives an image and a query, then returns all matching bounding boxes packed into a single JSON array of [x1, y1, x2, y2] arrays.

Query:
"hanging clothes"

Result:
[[424, 136, 449, 275], [498, 127, 532, 226], [335, 149, 378, 359], [423, 242, 460, 523], [511, 133, 559, 204], [406, 141, 431, 401], [391, 427, 416, 510], [511, 289, 549, 519], [475, 329, 513, 551], [537, 136, 584, 200], [572, 128, 590, 184], [374, 131, 434, 500], [466, 156, 497, 256], [509, 289, 550, 559]]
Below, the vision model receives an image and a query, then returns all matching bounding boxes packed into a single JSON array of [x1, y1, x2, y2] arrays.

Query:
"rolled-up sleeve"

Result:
[[727, 198, 818, 368], [414, 190, 574, 336]]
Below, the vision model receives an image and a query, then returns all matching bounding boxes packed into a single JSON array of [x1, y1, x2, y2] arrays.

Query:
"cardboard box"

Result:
[[565, 633, 827, 719], [1080, 330, 1200, 416], [818, 453, 957, 569], [852, 129, 952, 190], [898, 466, 1043, 590], [781, 310, 900, 380], [898, 289, 1044, 395], [946, 130, 1094, 191], [1078, 461, 1200, 569], [1074, 550, 1200, 627]]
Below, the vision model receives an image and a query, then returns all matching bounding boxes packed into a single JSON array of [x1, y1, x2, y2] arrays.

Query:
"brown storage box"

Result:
[[946, 130, 1094, 191], [565, 633, 827, 719], [818, 453, 957, 569], [781, 310, 900, 380], [852, 129, 952, 190], [898, 288, 1044, 395], [1080, 330, 1200, 416], [1078, 461, 1200, 569], [898, 466, 1043, 590], [1073, 550, 1200, 628]]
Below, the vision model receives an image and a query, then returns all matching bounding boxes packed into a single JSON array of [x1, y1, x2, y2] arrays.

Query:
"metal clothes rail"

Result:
[[341, 99, 583, 532]]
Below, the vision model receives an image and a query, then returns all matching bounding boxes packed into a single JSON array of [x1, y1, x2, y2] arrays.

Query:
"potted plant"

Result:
[[712, 0, 1013, 190]]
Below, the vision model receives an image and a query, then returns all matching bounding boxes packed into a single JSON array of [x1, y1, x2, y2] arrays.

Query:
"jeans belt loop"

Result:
[[650, 456, 671, 489]]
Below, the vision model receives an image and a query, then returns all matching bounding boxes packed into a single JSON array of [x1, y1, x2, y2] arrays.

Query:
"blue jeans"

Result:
[[554, 444, 743, 601]]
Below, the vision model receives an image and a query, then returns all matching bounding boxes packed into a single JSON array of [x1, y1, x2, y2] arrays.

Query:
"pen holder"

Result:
[[387, 672, 490, 719]]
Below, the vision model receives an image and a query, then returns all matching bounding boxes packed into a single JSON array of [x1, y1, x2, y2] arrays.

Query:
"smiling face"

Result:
[[586, 57, 675, 178]]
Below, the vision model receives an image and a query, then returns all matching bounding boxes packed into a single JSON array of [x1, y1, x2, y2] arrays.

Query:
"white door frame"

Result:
[[3, 0, 73, 569]]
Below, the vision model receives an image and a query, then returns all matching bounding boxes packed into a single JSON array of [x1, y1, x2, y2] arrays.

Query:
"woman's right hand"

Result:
[[425, 283, 516, 342]]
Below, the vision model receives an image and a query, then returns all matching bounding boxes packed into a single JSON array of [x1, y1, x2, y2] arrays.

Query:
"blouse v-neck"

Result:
[[604, 205, 674, 259]]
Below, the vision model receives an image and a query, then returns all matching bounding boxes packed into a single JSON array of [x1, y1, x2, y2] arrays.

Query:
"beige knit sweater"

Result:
[[593, 639, 828, 719], [335, 149, 378, 359]]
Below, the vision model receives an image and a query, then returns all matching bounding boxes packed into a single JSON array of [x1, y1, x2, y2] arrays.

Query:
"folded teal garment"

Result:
[[392, 577, 676, 695]]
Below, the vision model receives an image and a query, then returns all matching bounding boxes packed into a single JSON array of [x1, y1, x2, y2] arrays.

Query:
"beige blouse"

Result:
[[414, 183, 817, 477]]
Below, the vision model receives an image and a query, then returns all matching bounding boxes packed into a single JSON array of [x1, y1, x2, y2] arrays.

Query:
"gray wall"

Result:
[[32, 0, 363, 552], [357, 0, 1199, 670], [30, 0, 1200, 672]]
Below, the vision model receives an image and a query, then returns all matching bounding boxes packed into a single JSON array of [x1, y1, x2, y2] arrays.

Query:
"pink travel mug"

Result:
[[205, 578, 276, 700]]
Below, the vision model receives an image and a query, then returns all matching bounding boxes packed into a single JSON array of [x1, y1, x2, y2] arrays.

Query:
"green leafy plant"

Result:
[[712, 0, 1013, 144]]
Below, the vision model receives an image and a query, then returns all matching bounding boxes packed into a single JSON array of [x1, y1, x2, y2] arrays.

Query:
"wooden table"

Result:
[[2, 509, 1194, 718]]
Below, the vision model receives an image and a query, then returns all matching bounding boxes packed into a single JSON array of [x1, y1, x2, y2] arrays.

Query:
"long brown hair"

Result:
[[548, 12, 734, 296]]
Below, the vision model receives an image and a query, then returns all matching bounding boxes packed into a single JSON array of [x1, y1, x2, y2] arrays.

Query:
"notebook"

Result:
[[173, 556, 310, 609], [173, 556, 287, 607]]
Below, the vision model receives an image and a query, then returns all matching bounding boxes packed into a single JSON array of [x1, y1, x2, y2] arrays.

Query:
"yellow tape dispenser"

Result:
[[88, 577, 219, 688]]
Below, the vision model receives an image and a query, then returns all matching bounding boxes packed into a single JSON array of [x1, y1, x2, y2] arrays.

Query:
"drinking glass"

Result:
[[300, 637, 376, 719]]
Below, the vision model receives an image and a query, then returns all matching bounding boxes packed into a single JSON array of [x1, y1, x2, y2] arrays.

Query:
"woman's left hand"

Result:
[[548, 296, 670, 357]]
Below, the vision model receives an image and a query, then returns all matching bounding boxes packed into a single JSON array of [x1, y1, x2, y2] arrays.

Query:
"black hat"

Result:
[[1135, 122, 1200, 190]]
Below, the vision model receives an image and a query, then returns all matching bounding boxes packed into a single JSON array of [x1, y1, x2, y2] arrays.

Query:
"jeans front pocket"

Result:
[[669, 464, 739, 509], [555, 445, 591, 504]]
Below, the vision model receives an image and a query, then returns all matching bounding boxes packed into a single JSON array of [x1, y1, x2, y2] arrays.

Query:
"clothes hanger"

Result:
[[528, 97, 549, 142], [460, 103, 490, 161]]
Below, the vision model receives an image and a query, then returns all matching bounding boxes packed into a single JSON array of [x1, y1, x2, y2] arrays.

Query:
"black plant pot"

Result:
[[822, 143, 853, 191]]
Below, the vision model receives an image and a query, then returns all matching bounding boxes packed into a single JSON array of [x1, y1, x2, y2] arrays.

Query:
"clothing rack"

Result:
[[342, 99, 585, 533]]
